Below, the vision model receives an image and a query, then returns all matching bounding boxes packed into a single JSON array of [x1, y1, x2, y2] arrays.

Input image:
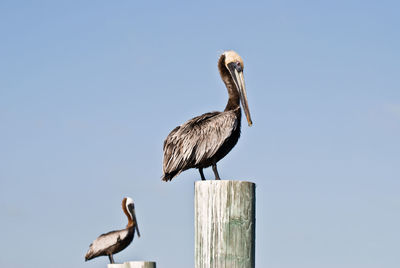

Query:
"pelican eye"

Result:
[[235, 62, 243, 72]]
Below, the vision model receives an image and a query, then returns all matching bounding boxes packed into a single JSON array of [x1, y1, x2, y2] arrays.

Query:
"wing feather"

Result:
[[162, 110, 238, 179], [85, 229, 129, 260]]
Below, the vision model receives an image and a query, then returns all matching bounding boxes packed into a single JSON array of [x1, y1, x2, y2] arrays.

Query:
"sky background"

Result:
[[1, 1, 399, 267]]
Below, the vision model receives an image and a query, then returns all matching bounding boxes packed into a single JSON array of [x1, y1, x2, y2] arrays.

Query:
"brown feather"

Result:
[[121, 198, 133, 227]]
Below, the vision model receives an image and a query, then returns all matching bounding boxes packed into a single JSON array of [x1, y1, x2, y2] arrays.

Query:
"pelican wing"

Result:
[[163, 109, 238, 180], [85, 229, 129, 260]]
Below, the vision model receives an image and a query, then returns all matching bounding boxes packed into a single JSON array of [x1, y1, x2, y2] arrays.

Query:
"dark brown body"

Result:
[[209, 108, 242, 167], [85, 227, 136, 261]]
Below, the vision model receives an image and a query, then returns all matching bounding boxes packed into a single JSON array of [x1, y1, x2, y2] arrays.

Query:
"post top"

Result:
[[125, 261, 157, 264], [108, 261, 156, 268], [195, 180, 255, 186]]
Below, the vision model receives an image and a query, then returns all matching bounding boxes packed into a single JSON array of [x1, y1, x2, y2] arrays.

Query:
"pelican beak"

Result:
[[135, 221, 141, 238], [228, 63, 253, 126], [132, 210, 140, 238], [128, 205, 141, 238]]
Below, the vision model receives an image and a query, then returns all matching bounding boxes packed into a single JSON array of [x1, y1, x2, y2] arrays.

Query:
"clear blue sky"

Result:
[[1, 1, 399, 267]]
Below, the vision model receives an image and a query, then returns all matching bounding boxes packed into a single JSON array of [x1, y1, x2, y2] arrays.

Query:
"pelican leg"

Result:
[[199, 168, 206, 180], [212, 164, 221, 180], [108, 254, 115, 264]]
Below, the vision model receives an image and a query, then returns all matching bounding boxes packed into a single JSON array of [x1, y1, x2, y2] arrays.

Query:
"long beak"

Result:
[[135, 221, 141, 238], [230, 68, 253, 126], [131, 209, 141, 237]]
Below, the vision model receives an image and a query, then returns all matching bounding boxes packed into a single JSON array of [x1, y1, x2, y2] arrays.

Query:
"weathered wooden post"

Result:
[[195, 180, 256, 268], [108, 261, 156, 268]]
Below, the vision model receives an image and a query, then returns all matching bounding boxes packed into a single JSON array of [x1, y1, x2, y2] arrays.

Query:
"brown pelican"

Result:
[[162, 50, 252, 181], [85, 197, 140, 264]]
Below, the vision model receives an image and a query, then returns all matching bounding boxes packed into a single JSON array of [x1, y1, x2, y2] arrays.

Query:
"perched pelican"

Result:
[[162, 50, 252, 181], [85, 197, 140, 264]]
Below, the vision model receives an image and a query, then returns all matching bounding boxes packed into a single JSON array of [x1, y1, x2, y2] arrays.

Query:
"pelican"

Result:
[[85, 197, 140, 264], [162, 50, 252, 181]]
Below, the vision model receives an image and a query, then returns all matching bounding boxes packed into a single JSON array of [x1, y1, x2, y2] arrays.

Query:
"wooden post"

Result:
[[108, 261, 156, 268], [195, 180, 256, 268]]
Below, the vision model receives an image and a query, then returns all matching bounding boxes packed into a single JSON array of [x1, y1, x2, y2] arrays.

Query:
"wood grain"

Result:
[[195, 180, 256, 268]]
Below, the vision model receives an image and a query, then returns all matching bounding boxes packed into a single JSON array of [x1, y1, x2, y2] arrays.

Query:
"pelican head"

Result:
[[123, 197, 140, 237], [223, 50, 252, 126]]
